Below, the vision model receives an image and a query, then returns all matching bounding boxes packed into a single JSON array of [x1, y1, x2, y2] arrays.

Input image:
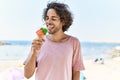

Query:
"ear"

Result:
[[61, 20, 65, 26]]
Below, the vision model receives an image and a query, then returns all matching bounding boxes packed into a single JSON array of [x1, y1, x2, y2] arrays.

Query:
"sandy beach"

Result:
[[0, 58, 120, 80], [83, 58, 120, 80], [0, 60, 34, 80]]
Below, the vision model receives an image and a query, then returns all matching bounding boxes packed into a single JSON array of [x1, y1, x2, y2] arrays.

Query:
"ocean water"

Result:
[[0, 40, 120, 60], [81, 42, 120, 59], [0, 40, 31, 60]]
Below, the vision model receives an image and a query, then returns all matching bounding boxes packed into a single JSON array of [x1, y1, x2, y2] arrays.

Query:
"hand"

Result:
[[31, 38, 44, 54], [23, 37, 44, 66]]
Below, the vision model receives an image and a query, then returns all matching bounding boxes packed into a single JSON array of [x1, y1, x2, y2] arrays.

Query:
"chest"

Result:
[[37, 42, 73, 63]]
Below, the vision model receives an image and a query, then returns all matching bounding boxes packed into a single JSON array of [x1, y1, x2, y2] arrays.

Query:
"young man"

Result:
[[24, 2, 85, 80]]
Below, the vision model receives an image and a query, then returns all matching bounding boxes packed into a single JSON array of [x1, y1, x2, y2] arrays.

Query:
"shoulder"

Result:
[[69, 36, 80, 43], [68, 36, 81, 48]]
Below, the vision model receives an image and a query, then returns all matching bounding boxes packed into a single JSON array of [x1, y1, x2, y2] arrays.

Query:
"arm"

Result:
[[72, 38, 85, 80], [24, 38, 43, 79], [72, 70, 80, 80], [24, 49, 37, 79]]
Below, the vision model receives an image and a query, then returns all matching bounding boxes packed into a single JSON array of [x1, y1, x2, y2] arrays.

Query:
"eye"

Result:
[[45, 17, 49, 21], [52, 18, 57, 21]]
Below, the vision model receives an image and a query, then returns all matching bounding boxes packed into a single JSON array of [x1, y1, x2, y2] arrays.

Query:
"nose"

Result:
[[45, 18, 52, 24]]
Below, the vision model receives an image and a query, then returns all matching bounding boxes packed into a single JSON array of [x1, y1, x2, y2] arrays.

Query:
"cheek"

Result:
[[55, 21, 63, 26]]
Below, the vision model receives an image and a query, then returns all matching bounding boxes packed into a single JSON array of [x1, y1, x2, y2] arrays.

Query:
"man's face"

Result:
[[45, 9, 63, 34]]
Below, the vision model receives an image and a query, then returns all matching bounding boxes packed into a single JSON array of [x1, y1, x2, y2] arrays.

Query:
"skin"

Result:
[[45, 9, 68, 41], [24, 38, 43, 78], [24, 9, 80, 80]]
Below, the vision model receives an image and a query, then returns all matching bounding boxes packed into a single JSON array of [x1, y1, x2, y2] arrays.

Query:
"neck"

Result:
[[47, 32, 69, 42]]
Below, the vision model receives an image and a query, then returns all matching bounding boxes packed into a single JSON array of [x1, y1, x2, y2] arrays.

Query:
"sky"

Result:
[[0, 0, 120, 42]]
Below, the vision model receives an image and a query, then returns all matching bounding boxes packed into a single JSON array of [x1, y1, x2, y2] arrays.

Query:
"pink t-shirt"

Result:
[[35, 36, 85, 80]]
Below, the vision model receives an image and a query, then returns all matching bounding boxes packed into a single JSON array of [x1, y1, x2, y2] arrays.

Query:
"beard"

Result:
[[48, 25, 62, 34]]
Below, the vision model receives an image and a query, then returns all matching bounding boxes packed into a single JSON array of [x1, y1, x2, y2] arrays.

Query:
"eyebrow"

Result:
[[46, 16, 60, 19]]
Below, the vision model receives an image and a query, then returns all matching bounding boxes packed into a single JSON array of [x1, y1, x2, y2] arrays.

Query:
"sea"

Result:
[[0, 40, 120, 60]]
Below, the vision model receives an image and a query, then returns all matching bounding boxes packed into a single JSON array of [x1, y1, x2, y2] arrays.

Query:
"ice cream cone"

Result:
[[36, 27, 47, 39]]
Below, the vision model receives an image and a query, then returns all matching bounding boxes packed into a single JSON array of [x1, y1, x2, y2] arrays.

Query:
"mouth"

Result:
[[47, 25, 54, 31]]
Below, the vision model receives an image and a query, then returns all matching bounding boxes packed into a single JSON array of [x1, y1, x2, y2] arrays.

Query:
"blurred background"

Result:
[[0, 0, 120, 42], [0, 0, 120, 80]]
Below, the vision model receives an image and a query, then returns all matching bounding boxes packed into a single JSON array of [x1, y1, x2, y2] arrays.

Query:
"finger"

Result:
[[32, 44, 42, 49], [33, 38, 44, 42], [32, 42, 42, 45], [32, 39, 43, 44]]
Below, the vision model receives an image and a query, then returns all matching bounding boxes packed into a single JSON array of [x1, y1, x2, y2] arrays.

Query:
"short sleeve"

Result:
[[72, 38, 85, 71]]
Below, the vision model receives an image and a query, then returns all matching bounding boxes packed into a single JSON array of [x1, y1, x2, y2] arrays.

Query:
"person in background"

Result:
[[24, 2, 85, 80]]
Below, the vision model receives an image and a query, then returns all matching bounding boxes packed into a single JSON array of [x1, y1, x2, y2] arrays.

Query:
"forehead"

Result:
[[47, 9, 59, 17]]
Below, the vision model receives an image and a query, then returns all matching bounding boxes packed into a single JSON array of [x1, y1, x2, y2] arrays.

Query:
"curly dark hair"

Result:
[[43, 2, 73, 32]]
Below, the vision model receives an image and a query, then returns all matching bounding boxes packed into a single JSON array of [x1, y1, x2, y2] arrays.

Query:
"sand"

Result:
[[83, 58, 120, 80], [0, 58, 120, 80]]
